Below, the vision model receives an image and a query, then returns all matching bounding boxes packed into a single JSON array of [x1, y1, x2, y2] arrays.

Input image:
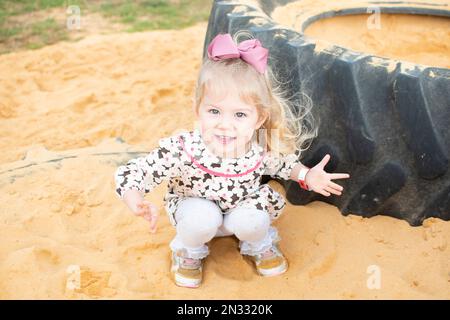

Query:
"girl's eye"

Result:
[[208, 109, 219, 115], [236, 112, 247, 118]]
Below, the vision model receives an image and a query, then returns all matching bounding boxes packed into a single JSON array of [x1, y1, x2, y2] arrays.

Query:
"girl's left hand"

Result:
[[305, 154, 350, 197]]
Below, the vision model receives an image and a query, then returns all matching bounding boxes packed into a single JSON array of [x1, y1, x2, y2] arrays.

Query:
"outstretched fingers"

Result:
[[329, 173, 350, 180], [329, 181, 344, 192], [324, 185, 341, 196]]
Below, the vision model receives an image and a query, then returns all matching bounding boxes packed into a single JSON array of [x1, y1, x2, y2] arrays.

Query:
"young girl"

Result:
[[114, 33, 350, 288]]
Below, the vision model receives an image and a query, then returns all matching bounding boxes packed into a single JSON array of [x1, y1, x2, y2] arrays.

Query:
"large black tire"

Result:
[[204, 0, 450, 226]]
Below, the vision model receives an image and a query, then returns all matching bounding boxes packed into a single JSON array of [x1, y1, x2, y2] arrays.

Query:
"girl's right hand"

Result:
[[134, 200, 159, 234]]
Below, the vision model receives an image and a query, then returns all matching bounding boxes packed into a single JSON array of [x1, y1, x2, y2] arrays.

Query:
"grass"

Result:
[[94, 0, 211, 32], [0, 0, 67, 16], [0, 0, 212, 54], [0, 0, 84, 53], [26, 17, 69, 50], [0, 15, 70, 53]]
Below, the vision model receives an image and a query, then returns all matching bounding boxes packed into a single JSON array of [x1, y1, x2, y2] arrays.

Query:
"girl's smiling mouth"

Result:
[[215, 135, 236, 144]]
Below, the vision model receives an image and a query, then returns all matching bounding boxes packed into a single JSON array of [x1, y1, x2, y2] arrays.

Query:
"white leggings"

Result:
[[169, 197, 280, 259]]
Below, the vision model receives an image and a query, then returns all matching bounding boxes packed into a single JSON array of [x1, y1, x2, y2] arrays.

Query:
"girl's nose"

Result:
[[216, 116, 235, 129]]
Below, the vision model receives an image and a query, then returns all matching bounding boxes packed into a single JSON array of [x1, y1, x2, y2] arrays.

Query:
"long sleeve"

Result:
[[263, 150, 300, 181], [114, 135, 182, 200]]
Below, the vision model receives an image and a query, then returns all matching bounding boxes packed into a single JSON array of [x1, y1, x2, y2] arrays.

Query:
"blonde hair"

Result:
[[194, 31, 318, 157]]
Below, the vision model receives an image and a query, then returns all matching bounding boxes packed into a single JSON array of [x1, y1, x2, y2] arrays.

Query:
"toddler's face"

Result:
[[194, 90, 266, 159]]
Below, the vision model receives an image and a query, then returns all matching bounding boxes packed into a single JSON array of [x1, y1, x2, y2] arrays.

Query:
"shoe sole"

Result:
[[173, 272, 201, 288], [171, 261, 202, 288], [256, 260, 288, 277]]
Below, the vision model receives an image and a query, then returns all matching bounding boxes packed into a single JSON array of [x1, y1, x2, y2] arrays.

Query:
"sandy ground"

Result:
[[0, 21, 449, 299]]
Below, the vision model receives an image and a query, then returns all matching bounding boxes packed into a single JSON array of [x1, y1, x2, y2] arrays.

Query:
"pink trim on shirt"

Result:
[[178, 134, 265, 178]]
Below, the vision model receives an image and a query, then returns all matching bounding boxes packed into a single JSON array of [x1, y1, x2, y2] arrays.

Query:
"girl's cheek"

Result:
[[239, 119, 254, 129], [205, 113, 218, 121], [209, 114, 218, 120]]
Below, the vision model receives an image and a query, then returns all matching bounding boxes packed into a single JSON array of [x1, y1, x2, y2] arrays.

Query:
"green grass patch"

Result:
[[94, 0, 211, 31], [0, 0, 212, 54], [0, 17, 68, 52], [0, 0, 83, 16], [29, 17, 68, 45], [0, 25, 22, 38]]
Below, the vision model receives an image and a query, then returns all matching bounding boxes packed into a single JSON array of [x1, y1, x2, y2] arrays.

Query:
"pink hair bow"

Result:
[[207, 33, 269, 74]]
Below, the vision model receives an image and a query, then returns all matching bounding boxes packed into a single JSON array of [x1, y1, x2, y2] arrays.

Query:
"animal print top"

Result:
[[114, 128, 300, 226]]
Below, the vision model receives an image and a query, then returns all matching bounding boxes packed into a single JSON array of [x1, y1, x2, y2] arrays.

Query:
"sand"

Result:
[[272, 0, 450, 69], [0, 21, 449, 299]]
